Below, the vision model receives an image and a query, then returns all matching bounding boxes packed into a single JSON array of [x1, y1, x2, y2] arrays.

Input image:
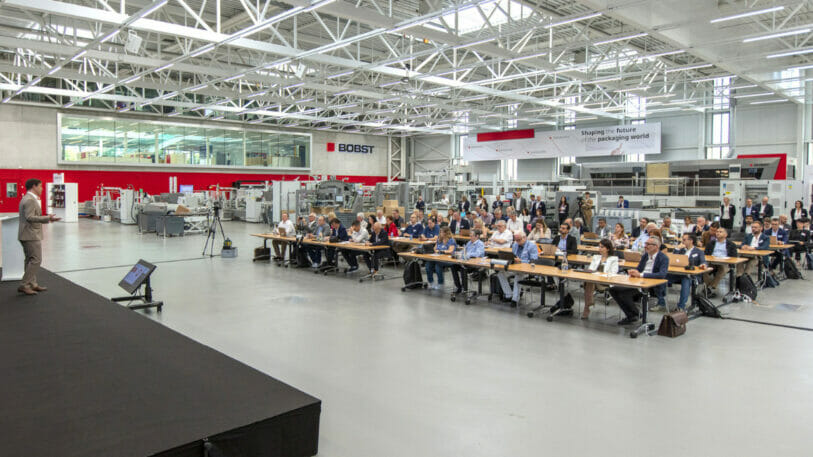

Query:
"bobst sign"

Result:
[[327, 142, 374, 154]]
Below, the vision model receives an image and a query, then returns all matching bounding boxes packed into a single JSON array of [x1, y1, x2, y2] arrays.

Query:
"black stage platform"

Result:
[[0, 270, 320, 457]]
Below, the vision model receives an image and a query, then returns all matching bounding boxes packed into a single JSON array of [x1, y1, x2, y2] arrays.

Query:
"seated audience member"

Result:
[[701, 221, 720, 248], [420, 218, 440, 241], [610, 222, 630, 249], [356, 212, 368, 231], [479, 208, 494, 227], [741, 219, 770, 274], [324, 218, 350, 266], [465, 210, 476, 226], [617, 195, 629, 208], [530, 207, 546, 227], [741, 215, 754, 234], [385, 215, 400, 237], [472, 218, 490, 239], [425, 227, 457, 290], [303, 212, 318, 234], [630, 223, 657, 251], [670, 233, 707, 310], [528, 219, 551, 241], [506, 210, 524, 235], [452, 229, 485, 294], [519, 208, 531, 230], [376, 209, 386, 225], [391, 209, 404, 228], [572, 217, 586, 236], [609, 237, 668, 325], [660, 217, 677, 240], [341, 220, 370, 272], [488, 220, 514, 246], [402, 214, 424, 238], [272, 212, 295, 260], [306, 216, 330, 266], [703, 227, 739, 297], [429, 208, 440, 224], [552, 222, 578, 255], [493, 208, 507, 225], [631, 217, 649, 238], [682, 216, 695, 235], [449, 211, 470, 235], [581, 239, 620, 319], [692, 216, 709, 236], [363, 222, 390, 276], [496, 232, 539, 306], [766, 217, 790, 269], [779, 214, 791, 231], [595, 218, 610, 238], [789, 217, 812, 262]]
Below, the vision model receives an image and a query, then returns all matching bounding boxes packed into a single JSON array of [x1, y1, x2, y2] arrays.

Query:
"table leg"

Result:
[[630, 290, 655, 338], [546, 278, 570, 322]]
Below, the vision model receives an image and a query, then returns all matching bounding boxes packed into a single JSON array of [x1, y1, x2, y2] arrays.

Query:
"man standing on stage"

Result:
[[18, 179, 59, 295]]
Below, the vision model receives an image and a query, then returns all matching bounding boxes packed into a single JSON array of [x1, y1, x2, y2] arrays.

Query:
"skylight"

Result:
[[430, 0, 534, 35]]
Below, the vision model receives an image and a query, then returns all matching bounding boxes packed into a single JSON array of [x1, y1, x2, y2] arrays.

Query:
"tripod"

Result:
[[203, 206, 226, 257]]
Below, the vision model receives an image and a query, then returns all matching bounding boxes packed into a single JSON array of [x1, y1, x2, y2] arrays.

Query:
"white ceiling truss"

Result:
[[0, 0, 811, 136]]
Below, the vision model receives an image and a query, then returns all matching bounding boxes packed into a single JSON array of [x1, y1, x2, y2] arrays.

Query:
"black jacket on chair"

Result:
[[551, 234, 578, 254]]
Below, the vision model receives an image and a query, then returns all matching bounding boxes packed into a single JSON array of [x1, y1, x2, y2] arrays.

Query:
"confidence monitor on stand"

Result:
[[112, 259, 163, 312]]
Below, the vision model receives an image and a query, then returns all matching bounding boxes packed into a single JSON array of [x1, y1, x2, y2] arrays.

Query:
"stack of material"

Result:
[[378, 199, 405, 218]]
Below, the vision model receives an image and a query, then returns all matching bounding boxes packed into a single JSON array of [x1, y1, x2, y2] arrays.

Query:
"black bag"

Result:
[[489, 273, 503, 299], [329, 236, 339, 243], [764, 273, 779, 288], [402, 260, 424, 289], [293, 241, 310, 268], [736, 274, 758, 300], [253, 247, 271, 262], [551, 293, 575, 313], [784, 259, 803, 279], [694, 295, 721, 318], [805, 252, 813, 271]]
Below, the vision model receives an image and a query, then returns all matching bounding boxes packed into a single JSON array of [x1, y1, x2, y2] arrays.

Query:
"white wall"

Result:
[[0, 104, 390, 177], [733, 103, 799, 158]]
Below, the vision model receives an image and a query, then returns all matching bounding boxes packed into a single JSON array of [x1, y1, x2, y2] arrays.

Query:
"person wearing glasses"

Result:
[[451, 229, 485, 294], [609, 237, 669, 325]]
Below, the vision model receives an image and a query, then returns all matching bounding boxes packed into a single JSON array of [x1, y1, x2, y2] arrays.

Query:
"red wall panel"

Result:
[[476, 129, 535, 142], [0, 168, 389, 213], [736, 154, 787, 180]]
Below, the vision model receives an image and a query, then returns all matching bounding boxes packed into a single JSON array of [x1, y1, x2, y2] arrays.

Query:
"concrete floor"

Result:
[[24, 219, 813, 456]]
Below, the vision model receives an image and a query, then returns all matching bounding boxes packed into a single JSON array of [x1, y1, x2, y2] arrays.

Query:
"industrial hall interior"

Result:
[[3, 0, 813, 456]]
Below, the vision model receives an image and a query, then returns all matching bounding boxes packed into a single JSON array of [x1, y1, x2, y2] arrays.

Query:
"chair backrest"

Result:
[[729, 231, 744, 242], [538, 243, 558, 256], [666, 253, 688, 267], [623, 250, 642, 263], [583, 232, 599, 240]]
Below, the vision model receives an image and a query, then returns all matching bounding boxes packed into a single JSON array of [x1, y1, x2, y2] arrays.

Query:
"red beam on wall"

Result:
[[0, 168, 390, 213], [476, 129, 535, 143], [737, 153, 787, 180]]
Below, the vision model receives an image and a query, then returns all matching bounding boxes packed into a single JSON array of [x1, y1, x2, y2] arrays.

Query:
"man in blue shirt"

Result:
[[420, 218, 440, 241], [610, 236, 669, 325], [497, 232, 539, 306], [742, 220, 771, 274], [766, 217, 790, 270], [452, 229, 485, 294], [617, 195, 629, 208], [703, 227, 739, 297], [306, 216, 330, 266], [402, 214, 424, 238], [669, 233, 707, 310]]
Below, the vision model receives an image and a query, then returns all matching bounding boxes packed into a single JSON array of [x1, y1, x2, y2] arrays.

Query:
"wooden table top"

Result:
[[508, 263, 667, 289], [251, 233, 390, 250], [389, 237, 436, 246]]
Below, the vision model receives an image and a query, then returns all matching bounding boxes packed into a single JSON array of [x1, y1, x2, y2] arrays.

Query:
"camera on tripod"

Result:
[[212, 200, 222, 217]]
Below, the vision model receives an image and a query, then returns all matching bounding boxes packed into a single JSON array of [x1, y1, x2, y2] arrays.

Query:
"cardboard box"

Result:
[[383, 200, 399, 207]]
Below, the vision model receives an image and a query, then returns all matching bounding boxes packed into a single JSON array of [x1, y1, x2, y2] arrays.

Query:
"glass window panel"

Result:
[[59, 115, 309, 170]]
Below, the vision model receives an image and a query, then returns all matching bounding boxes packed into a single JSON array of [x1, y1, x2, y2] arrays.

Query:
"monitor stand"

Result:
[[112, 276, 164, 312]]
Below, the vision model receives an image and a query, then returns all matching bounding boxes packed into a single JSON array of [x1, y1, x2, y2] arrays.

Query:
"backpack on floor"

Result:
[[764, 273, 780, 288], [694, 295, 721, 318], [805, 252, 813, 271], [402, 260, 424, 289], [553, 293, 575, 310], [489, 273, 503, 299], [293, 241, 310, 268], [736, 274, 758, 300], [784, 259, 803, 280]]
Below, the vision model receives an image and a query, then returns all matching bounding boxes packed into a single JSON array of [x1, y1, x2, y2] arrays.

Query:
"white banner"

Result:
[[462, 123, 661, 161]]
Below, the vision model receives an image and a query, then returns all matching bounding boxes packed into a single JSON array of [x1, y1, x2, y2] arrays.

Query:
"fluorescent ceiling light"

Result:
[[99, 30, 119, 43], [168, 111, 181, 116], [787, 63, 813, 71], [333, 103, 357, 109], [327, 70, 354, 79], [140, 0, 169, 18], [72, 50, 87, 60], [665, 63, 713, 73], [766, 48, 813, 59], [454, 37, 497, 50], [710, 6, 784, 24], [189, 84, 208, 91], [154, 63, 174, 72], [379, 81, 401, 87], [224, 73, 245, 82], [296, 97, 314, 103], [284, 82, 305, 89], [545, 12, 602, 28], [47, 67, 61, 75], [615, 86, 650, 92], [594, 32, 648, 46], [189, 45, 215, 58], [589, 76, 621, 84], [692, 75, 733, 83], [644, 50, 685, 59], [743, 28, 810, 43], [121, 75, 141, 84], [750, 99, 788, 105], [733, 92, 773, 98], [334, 90, 355, 96], [645, 93, 676, 99]]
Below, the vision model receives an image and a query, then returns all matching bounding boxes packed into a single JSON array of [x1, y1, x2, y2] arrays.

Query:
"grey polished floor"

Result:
[[25, 219, 813, 456]]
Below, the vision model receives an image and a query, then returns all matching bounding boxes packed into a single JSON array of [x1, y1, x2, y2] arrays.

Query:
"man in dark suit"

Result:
[[457, 195, 470, 214], [766, 217, 790, 269], [742, 198, 756, 221], [449, 211, 470, 235], [415, 195, 426, 212], [631, 217, 649, 238], [17, 178, 60, 295], [617, 196, 629, 208], [324, 218, 350, 266], [492, 195, 504, 212], [757, 196, 773, 221], [703, 227, 739, 297], [595, 218, 611, 238], [741, 220, 771, 274], [531, 195, 546, 218], [720, 196, 736, 230], [363, 222, 390, 275], [546, 222, 578, 290], [789, 218, 812, 262], [670, 233, 707, 310], [515, 192, 527, 214], [609, 236, 669, 324]]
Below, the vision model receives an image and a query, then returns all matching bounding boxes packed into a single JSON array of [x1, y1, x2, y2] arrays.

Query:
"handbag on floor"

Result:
[[784, 259, 803, 280], [736, 274, 758, 300], [402, 260, 424, 289], [658, 311, 688, 337]]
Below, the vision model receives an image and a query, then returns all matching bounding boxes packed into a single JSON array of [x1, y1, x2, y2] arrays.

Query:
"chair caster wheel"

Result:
[[401, 287, 406, 292], [450, 296, 456, 302], [526, 312, 534, 318], [423, 283, 428, 289], [546, 315, 554, 322], [359, 279, 364, 283], [465, 299, 472, 305], [630, 332, 638, 339]]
